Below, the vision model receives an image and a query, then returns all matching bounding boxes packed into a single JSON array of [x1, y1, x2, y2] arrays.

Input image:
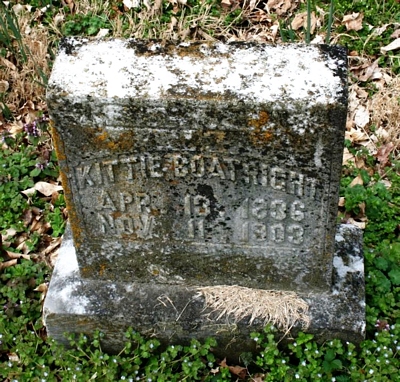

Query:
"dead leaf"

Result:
[[22, 181, 63, 197], [0, 56, 17, 71], [347, 218, 366, 229], [22, 209, 33, 227], [381, 38, 400, 54], [228, 365, 247, 379], [12, 4, 25, 14], [8, 353, 20, 363], [391, 29, 400, 39], [343, 148, 355, 165], [251, 374, 266, 382], [311, 35, 324, 44], [358, 59, 379, 82], [338, 197, 345, 207], [266, 0, 296, 16], [64, 0, 76, 13], [53, 13, 64, 26], [153, 0, 163, 11], [35, 283, 48, 304], [221, 0, 234, 8], [219, 358, 247, 378], [96, 29, 109, 38], [42, 237, 62, 256], [1, 228, 17, 241], [0, 80, 9, 93], [291, 11, 317, 34], [350, 174, 364, 187], [354, 106, 369, 128], [375, 142, 394, 167], [6, 251, 30, 260], [342, 13, 364, 32], [123, 0, 141, 9], [0, 259, 18, 271]]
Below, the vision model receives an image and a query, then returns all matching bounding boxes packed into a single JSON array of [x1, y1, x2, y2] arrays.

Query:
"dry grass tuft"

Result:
[[0, 9, 51, 112], [371, 76, 400, 157], [198, 285, 310, 332]]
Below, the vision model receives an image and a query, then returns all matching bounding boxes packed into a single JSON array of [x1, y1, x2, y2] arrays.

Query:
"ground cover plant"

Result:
[[1, 0, 400, 380]]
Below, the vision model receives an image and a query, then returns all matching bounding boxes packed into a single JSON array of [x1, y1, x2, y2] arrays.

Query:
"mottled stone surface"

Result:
[[47, 39, 348, 293], [44, 224, 365, 358]]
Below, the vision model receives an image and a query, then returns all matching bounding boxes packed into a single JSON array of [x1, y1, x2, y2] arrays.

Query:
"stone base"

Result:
[[44, 224, 365, 359]]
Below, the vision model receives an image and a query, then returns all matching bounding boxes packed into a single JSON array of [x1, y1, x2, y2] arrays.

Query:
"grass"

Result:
[[1, 0, 400, 380]]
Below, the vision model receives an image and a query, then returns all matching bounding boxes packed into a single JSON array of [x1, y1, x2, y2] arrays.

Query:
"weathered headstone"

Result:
[[44, 38, 365, 355]]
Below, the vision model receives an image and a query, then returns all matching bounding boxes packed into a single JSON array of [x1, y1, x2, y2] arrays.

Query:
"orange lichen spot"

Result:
[[89, 128, 135, 152], [248, 111, 274, 146], [204, 131, 226, 143], [49, 121, 67, 162], [99, 264, 107, 276], [57, 165, 83, 248], [112, 211, 122, 219], [150, 208, 160, 217], [95, 130, 108, 142], [248, 110, 270, 129]]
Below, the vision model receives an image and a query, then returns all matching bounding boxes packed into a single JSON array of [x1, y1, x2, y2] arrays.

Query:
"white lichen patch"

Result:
[[334, 255, 364, 279], [333, 254, 364, 294], [56, 283, 89, 315], [49, 39, 345, 107]]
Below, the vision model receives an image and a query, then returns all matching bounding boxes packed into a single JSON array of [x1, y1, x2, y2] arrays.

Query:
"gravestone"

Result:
[[44, 38, 365, 356]]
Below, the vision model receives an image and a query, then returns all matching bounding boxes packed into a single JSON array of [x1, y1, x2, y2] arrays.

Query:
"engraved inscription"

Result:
[[74, 154, 319, 199], [94, 192, 156, 238], [239, 198, 305, 245], [184, 194, 210, 238], [73, 154, 319, 247]]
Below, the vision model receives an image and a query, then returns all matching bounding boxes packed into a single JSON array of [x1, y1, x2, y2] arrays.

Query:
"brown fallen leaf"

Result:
[[221, 0, 234, 8], [22, 208, 33, 227], [342, 148, 355, 165], [0, 80, 9, 93], [381, 38, 400, 54], [64, 0, 76, 13], [22, 181, 63, 197], [0, 56, 17, 71], [347, 217, 366, 230], [210, 366, 220, 374], [291, 11, 317, 34], [42, 237, 62, 256], [391, 29, 400, 39], [349, 174, 364, 187], [358, 59, 380, 82], [354, 106, 370, 129], [0, 259, 18, 271], [219, 358, 248, 379], [266, 0, 296, 16], [228, 364, 247, 379], [153, 0, 163, 11], [342, 13, 364, 32], [6, 251, 30, 260], [8, 353, 20, 363], [375, 142, 394, 168], [35, 282, 48, 305], [123, 0, 140, 9]]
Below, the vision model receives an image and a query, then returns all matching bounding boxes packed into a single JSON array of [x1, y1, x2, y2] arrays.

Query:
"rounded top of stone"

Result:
[[48, 38, 347, 106]]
